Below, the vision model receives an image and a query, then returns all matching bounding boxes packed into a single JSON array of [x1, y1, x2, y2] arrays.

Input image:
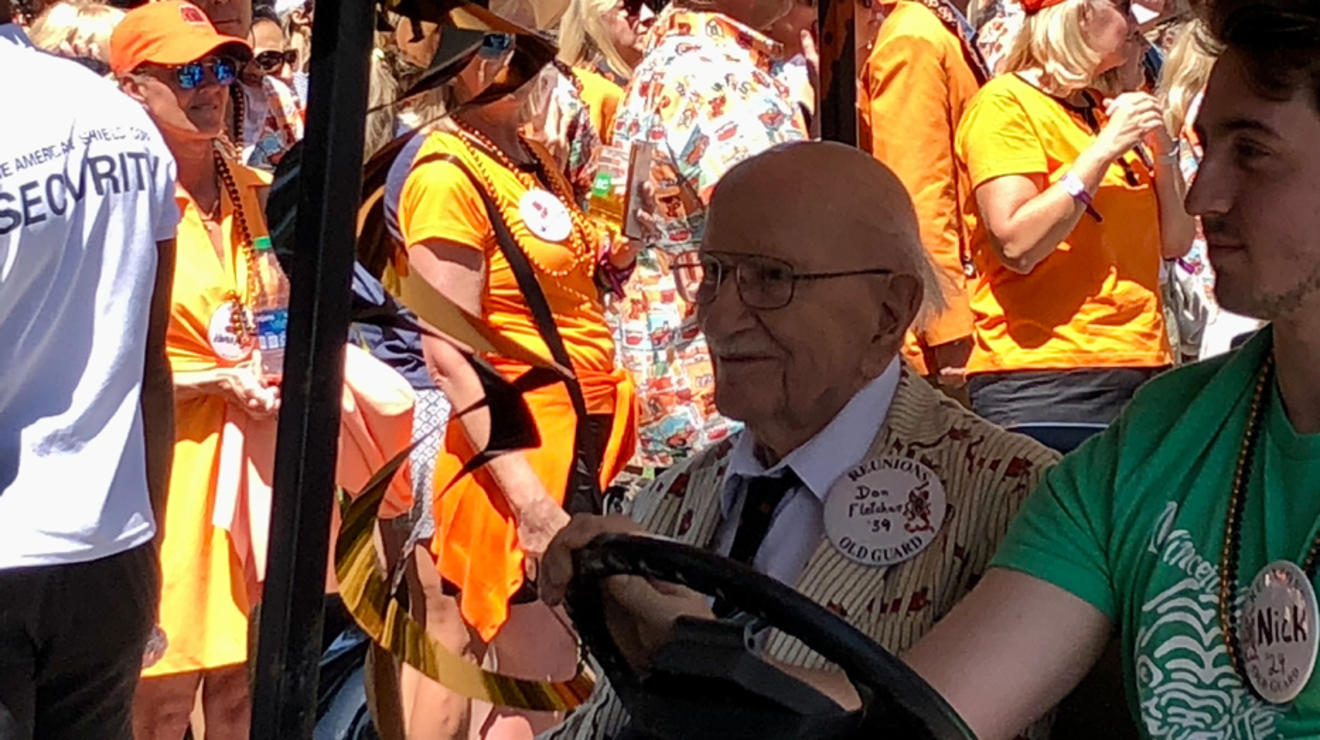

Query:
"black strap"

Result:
[[410, 151, 604, 511]]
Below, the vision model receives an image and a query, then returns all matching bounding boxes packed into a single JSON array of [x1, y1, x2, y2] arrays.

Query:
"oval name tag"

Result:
[[519, 189, 572, 243], [1243, 560, 1319, 704], [208, 303, 252, 362], [823, 456, 947, 567]]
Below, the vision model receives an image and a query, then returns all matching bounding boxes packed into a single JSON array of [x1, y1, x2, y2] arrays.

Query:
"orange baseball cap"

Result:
[[1021, 0, 1069, 12], [109, 0, 253, 76]]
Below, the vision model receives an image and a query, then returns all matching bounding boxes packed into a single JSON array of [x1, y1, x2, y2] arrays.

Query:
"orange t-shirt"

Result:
[[397, 131, 615, 378], [955, 74, 1171, 375]]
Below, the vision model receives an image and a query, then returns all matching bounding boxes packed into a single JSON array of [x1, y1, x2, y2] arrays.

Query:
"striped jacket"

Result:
[[544, 365, 1060, 739]]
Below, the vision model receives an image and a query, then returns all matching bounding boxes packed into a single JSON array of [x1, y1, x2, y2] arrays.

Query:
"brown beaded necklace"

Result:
[[211, 147, 260, 346], [1217, 353, 1320, 701], [450, 119, 598, 285], [229, 84, 246, 147]]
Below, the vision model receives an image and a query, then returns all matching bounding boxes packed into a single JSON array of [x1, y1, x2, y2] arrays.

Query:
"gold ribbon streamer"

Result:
[[335, 446, 596, 712]]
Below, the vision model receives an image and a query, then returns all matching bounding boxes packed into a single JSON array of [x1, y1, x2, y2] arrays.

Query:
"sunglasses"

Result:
[[144, 57, 239, 90], [254, 49, 299, 72]]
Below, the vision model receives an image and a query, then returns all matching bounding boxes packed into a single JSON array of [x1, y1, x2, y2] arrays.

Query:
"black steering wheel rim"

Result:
[[564, 533, 974, 739]]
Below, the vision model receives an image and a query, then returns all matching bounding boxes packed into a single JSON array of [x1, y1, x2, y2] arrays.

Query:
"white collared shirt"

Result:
[[713, 359, 901, 587]]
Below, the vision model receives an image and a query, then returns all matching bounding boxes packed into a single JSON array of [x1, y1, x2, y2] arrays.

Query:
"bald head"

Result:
[[707, 141, 942, 319], [697, 141, 937, 459]]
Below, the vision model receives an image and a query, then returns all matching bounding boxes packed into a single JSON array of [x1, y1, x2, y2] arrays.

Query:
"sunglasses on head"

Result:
[[254, 49, 299, 71], [144, 57, 240, 89]]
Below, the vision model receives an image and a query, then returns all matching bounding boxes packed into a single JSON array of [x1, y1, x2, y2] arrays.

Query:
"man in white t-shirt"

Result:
[[0, 4, 179, 737]]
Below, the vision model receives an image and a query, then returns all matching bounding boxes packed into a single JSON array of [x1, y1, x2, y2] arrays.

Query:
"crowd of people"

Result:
[[2, 0, 1318, 738]]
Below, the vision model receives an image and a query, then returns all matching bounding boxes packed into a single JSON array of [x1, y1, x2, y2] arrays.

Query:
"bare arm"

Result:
[[902, 568, 1113, 740], [141, 238, 175, 548], [978, 92, 1167, 275], [1149, 138, 1195, 259], [409, 238, 569, 559]]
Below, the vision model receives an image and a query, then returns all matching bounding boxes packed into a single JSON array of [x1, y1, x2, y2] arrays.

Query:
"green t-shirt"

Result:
[[993, 327, 1320, 737]]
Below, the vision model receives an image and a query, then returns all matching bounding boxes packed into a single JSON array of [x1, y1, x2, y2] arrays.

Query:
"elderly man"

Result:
[[537, 142, 1058, 739], [609, 0, 816, 477]]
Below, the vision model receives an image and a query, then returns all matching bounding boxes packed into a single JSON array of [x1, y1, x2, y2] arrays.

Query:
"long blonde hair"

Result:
[[1158, 20, 1217, 137], [1000, 0, 1108, 95], [557, 0, 635, 78]]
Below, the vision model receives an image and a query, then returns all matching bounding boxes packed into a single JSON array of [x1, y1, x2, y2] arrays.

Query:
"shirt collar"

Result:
[[0, 23, 32, 48], [722, 358, 902, 515], [643, 7, 784, 66]]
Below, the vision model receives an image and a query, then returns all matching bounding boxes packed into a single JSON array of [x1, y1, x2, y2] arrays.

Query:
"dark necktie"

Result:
[[727, 471, 800, 566], [715, 471, 800, 617]]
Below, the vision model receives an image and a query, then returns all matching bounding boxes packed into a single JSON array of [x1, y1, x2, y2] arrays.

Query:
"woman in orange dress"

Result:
[[111, 4, 271, 739], [397, 37, 638, 740]]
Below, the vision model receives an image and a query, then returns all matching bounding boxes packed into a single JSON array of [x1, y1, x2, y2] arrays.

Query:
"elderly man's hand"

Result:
[[541, 515, 715, 669]]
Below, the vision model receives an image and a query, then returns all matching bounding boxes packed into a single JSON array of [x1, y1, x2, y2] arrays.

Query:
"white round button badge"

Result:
[[1242, 560, 1319, 705], [823, 456, 948, 567], [208, 303, 252, 362], [519, 189, 573, 243]]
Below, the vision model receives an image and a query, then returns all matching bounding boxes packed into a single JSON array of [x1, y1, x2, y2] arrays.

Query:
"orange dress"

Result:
[[146, 156, 272, 677], [148, 154, 416, 677], [399, 131, 637, 641]]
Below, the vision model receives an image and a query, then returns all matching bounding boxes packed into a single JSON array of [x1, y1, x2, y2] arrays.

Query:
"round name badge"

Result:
[[208, 303, 252, 362], [823, 456, 947, 567], [519, 189, 572, 243], [1242, 560, 1319, 704]]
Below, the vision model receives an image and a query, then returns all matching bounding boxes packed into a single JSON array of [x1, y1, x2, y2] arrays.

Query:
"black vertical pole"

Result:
[[817, 0, 857, 145], [249, 0, 373, 736]]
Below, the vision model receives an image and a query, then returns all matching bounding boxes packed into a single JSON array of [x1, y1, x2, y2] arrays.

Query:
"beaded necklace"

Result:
[[1218, 353, 1320, 702], [451, 119, 598, 286], [211, 147, 260, 346]]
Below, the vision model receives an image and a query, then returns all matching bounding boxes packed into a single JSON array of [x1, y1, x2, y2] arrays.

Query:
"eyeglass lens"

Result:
[[675, 255, 795, 309], [175, 58, 237, 89], [256, 50, 298, 70]]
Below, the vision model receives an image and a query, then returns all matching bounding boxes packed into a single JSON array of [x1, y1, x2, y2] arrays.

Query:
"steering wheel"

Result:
[[564, 534, 975, 740]]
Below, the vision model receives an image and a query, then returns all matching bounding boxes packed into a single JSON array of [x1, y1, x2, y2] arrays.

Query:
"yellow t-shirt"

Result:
[[955, 73, 1171, 374], [397, 131, 615, 376]]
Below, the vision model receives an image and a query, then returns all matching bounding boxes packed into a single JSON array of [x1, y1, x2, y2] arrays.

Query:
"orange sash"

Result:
[[430, 364, 637, 642]]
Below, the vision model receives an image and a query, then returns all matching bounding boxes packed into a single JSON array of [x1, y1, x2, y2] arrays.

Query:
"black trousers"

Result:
[[0, 543, 158, 740]]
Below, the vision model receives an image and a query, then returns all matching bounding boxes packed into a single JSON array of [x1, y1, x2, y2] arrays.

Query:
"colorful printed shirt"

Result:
[[992, 328, 1320, 737], [610, 8, 811, 468], [244, 75, 305, 171], [973, 0, 1025, 75]]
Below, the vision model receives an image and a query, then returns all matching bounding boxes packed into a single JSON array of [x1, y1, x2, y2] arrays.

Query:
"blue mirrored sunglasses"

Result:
[[158, 57, 240, 89]]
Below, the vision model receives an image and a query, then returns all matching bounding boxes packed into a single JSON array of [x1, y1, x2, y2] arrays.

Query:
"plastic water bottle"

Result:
[[252, 236, 290, 377]]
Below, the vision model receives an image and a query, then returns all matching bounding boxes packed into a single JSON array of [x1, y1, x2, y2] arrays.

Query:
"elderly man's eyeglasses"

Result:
[[142, 57, 239, 90], [254, 49, 298, 72], [673, 251, 894, 310]]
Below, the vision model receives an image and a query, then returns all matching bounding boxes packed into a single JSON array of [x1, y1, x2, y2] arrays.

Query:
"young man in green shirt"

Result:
[[903, 1, 1320, 737]]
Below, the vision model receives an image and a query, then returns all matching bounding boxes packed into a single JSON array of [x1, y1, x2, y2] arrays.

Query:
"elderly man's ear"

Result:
[[864, 273, 923, 375]]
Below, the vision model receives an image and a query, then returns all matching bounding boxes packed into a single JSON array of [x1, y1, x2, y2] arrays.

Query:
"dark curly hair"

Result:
[[1205, 0, 1320, 112]]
